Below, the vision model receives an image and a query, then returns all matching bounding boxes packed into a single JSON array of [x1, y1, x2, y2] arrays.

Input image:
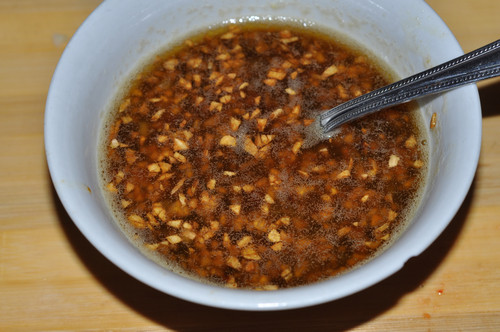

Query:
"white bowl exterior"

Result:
[[45, 0, 481, 310]]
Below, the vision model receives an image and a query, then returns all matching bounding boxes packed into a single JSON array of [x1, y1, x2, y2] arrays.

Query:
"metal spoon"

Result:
[[319, 39, 500, 134]]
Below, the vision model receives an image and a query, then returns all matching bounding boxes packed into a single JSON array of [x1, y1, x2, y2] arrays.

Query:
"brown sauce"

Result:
[[101, 23, 427, 289]]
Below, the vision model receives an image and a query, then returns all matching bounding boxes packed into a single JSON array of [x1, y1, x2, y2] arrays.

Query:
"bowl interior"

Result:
[[45, 0, 481, 310]]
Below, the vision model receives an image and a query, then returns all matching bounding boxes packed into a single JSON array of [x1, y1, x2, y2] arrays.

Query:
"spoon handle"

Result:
[[320, 39, 500, 133]]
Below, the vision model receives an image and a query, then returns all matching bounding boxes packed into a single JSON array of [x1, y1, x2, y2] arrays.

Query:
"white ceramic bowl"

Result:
[[45, 0, 481, 311]]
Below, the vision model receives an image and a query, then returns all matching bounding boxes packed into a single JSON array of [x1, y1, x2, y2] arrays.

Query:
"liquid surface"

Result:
[[101, 23, 427, 289]]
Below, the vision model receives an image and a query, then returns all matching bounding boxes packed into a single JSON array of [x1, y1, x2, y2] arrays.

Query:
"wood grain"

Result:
[[1, 1, 499, 330]]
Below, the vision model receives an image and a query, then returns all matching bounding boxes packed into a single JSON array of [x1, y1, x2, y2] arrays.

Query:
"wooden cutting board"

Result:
[[1, 0, 499, 330]]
